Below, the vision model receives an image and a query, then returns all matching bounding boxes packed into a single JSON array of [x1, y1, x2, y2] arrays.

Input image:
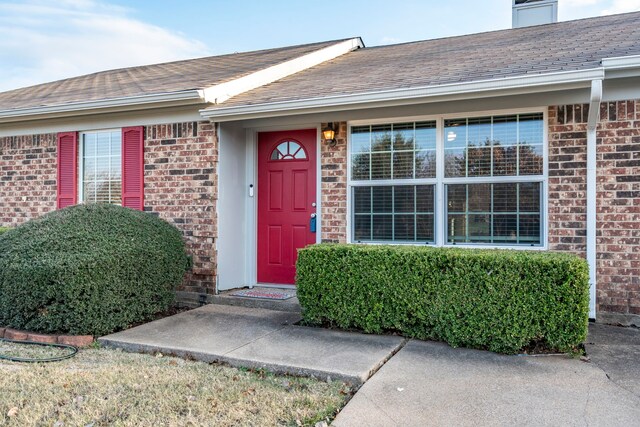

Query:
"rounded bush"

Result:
[[0, 204, 190, 336]]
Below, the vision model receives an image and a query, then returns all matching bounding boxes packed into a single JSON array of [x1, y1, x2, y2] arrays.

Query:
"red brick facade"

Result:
[[320, 122, 348, 243], [549, 101, 640, 326], [144, 121, 218, 295], [0, 133, 57, 226], [0, 122, 218, 297], [1, 109, 639, 323]]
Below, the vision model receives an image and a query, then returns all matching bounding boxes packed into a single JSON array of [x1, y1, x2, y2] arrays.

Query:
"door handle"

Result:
[[310, 213, 316, 233]]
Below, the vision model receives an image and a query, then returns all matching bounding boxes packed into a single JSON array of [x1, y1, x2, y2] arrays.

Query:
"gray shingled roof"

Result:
[[211, 12, 640, 109], [0, 40, 345, 112]]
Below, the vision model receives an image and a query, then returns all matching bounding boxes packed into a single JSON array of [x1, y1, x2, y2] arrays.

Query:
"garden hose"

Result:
[[0, 338, 78, 363]]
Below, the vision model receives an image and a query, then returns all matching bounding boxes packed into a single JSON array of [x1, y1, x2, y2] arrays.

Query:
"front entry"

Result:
[[257, 129, 317, 285]]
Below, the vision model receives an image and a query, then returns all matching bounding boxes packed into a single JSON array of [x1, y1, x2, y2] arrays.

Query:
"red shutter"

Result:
[[121, 126, 144, 210], [57, 132, 78, 209]]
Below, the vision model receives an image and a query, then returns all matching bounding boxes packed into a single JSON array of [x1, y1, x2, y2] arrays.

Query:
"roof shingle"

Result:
[[213, 12, 640, 109], [0, 40, 345, 112]]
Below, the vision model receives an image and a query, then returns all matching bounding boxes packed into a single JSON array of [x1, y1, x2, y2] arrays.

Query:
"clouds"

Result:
[[0, 0, 210, 92], [601, 0, 640, 15]]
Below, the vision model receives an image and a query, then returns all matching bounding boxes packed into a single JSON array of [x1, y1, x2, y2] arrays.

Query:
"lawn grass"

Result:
[[0, 345, 349, 426]]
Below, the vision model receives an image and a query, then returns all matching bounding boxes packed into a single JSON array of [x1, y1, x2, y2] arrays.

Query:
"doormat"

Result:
[[229, 289, 295, 300]]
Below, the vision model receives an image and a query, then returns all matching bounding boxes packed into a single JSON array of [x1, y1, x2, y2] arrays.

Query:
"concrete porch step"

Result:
[[178, 286, 301, 313]]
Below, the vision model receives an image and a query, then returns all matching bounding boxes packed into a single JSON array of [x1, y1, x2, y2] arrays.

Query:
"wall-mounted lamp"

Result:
[[322, 123, 338, 147]]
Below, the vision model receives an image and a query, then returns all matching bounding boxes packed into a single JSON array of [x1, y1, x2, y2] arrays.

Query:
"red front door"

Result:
[[257, 129, 317, 285]]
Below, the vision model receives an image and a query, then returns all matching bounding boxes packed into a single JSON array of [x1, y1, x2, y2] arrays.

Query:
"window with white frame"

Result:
[[349, 113, 545, 246], [79, 130, 122, 205], [351, 121, 437, 243]]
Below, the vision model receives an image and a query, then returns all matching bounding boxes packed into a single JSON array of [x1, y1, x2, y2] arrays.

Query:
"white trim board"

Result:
[[201, 69, 604, 122]]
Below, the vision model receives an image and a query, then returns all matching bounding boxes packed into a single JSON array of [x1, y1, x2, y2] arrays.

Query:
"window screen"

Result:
[[81, 131, 122, 204]]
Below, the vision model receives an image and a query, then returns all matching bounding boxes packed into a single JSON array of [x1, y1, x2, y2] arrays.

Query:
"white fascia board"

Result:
[[0, 90, 205, 124], [200, 68, 605, 121], [201, 38, 363, 105]]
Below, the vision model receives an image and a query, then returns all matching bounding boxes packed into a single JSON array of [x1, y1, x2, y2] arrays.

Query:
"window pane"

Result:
[[354, 215, 372, 241], [416, 185, 434, 213], [351, 153, 370, 180], [493, 214, 518, 243], [372, 215, 392, 240], [352, 185, 434, 243], [351, 126, 370, 153], [416, 214, 434, 241], [519, 143, 543, 175], [447, 214, 467, 243], [444, 118, 466, 178], [394, 186, 414, 213], [468, 214, 491, 241], [467, 146, 491, 177], [493, 183, 517, 212], [415, 122, 436, 150], [393, 151, 414, 179], [394, 215, 415, 240], [353, 187, 371, 213], [371, 152, 391, 180], [371, 125, 391, 152], [415, 150, 436, 178], [447, 184, 466, 213], [83, 133, 96, 157], [519, 214, 540, 242], [468, 183, 491, 212], [393, 123, 414, 151], [519, 182, 540, 212], [372, 186, 392, 213], [446, 183, 542, 245]]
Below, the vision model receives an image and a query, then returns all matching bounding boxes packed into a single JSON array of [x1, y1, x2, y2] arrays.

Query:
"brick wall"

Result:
[[144, 121, 218, 295], [0, 122, 218, 297], [549, 101, 640, 326], [0, 133, 57, 226], [320, 122, 348, 243]]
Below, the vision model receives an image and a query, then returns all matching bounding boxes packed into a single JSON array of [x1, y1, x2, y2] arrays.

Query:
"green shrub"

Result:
[[297, 244, 589, 354], [0, 204, 190, 336], [0, 227, 10, 236]]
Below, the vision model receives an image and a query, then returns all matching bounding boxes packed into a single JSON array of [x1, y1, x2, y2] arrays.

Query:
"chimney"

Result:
[[512, 0, 558, 28]]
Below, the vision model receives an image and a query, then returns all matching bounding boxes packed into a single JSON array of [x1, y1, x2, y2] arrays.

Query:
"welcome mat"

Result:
[[229, 289, 295, 300]]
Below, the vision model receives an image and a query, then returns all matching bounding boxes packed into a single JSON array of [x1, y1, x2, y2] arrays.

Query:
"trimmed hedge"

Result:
[[0, 204, 190, 336], [0, 227, 10, 236], [297, 244, 589, 354]]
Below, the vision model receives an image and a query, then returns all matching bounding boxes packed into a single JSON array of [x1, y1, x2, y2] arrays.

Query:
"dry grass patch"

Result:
[[0, 346, 349, 426]]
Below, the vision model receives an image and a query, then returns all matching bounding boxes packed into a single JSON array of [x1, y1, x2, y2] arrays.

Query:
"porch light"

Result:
[[322, 123, 337, 147]]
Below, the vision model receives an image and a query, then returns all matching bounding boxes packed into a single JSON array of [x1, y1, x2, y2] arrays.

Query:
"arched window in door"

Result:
[[270, 141, 307, 160]]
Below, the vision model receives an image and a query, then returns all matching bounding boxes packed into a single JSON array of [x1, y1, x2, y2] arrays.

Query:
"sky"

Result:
[[0, 0, 639, 92]]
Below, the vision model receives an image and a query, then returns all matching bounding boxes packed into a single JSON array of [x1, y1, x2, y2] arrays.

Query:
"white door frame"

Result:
[[244, 123, 322, 288]]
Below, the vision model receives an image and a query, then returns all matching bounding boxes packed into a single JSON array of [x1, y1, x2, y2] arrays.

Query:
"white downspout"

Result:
[[587, 79, 602, 319]]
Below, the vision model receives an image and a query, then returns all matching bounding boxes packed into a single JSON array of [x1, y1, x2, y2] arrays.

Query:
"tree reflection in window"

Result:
[[270, 141, 307, 160]]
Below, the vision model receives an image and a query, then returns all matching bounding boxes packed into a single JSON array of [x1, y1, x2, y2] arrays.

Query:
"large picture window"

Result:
[[80, 130, 122, 205], [349, 113, 545, 247]]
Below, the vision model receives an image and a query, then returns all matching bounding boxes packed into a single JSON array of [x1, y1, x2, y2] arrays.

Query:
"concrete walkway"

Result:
[[100, 306, 640, 426], [585, 323, 640, 397], [99, 304, 404, 385], [333, 339, 640, 426]]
